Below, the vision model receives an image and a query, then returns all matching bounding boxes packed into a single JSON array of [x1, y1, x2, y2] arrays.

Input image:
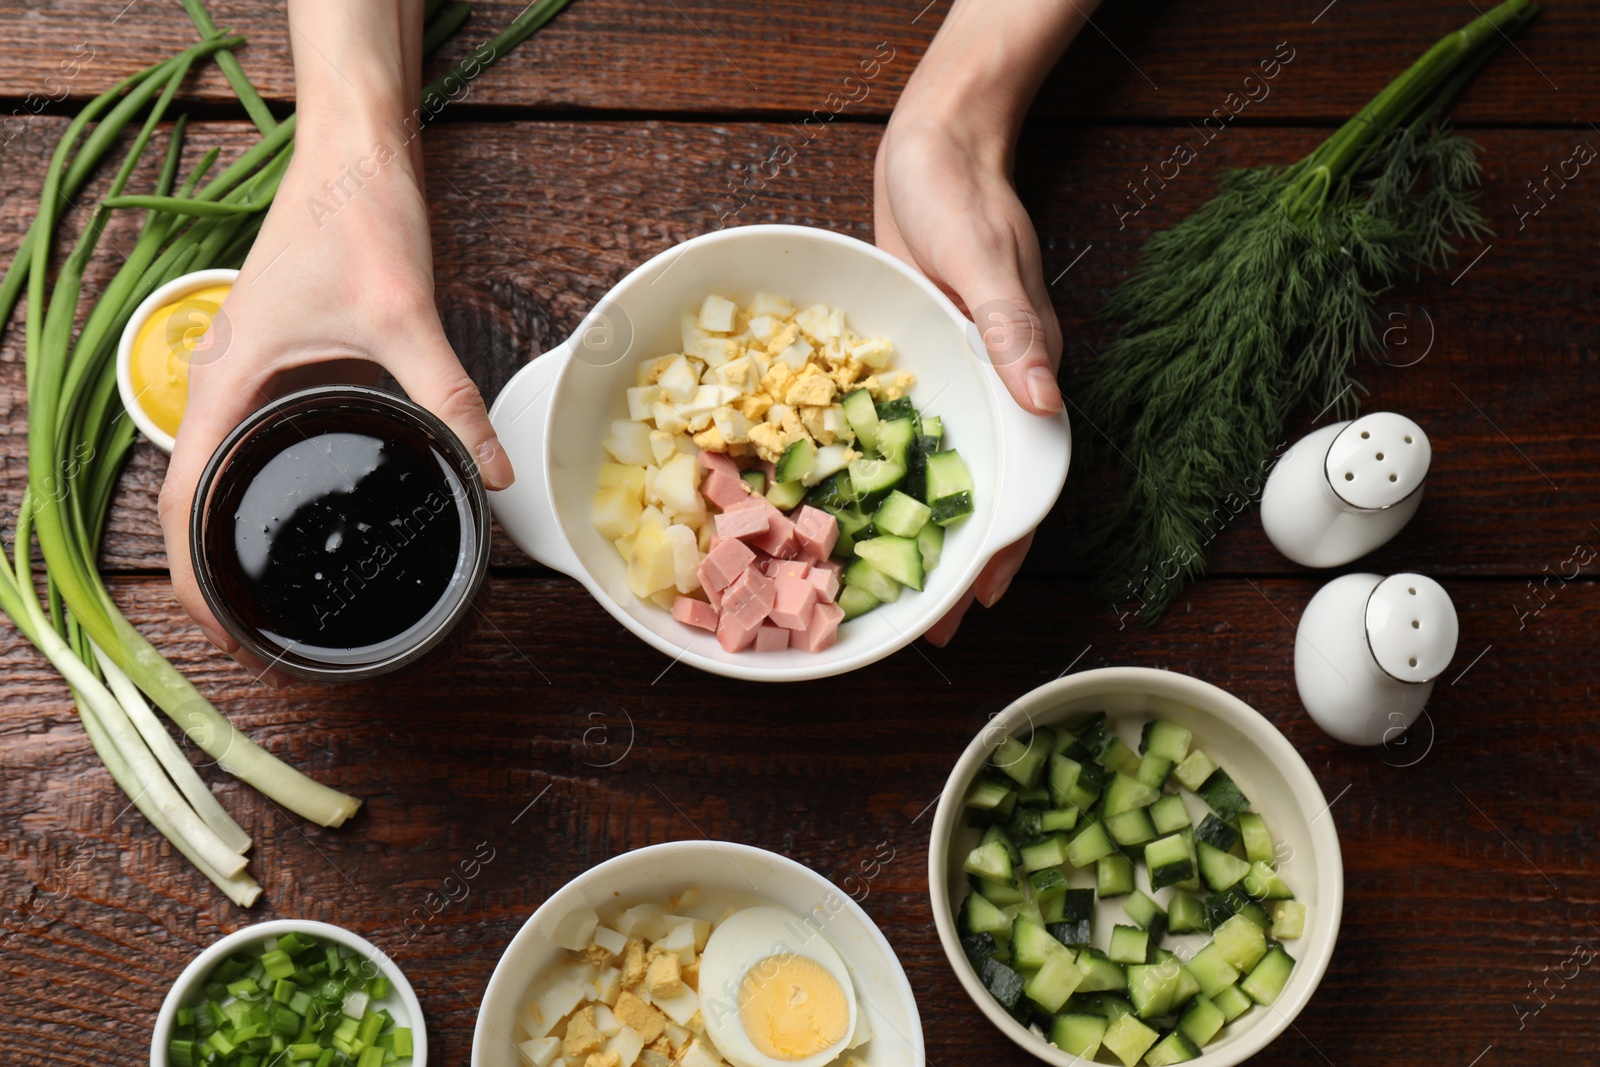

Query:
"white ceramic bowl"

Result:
[[472, 840, 925, 1067], [487, 224, 1071, 681], [116, 267, 239, 453], [150, 919, 427, 1066], [928, 668, 1343, 1067]]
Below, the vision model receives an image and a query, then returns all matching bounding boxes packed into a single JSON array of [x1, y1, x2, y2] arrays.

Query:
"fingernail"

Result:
[[200, 624, 236, 653], [980, 572, 1015, 609], [476, 437, 514, 491], [1026, 366, 1063, 414]]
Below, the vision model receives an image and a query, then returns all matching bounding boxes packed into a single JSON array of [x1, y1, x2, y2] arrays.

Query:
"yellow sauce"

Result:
[[128, 282, 232, 437]]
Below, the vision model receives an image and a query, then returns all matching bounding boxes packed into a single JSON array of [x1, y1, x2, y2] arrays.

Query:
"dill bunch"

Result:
[[1076, 0, 1538, 622]]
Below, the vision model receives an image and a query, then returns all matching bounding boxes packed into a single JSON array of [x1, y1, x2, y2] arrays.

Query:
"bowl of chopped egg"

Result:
[[471, 839, 924, 1067], [487, 223, 1070, 680]]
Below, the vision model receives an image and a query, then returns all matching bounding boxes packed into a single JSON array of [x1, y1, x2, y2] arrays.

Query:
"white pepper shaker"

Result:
[[1261, 412, 1431, 568], [1296, 572, 1459, 745]]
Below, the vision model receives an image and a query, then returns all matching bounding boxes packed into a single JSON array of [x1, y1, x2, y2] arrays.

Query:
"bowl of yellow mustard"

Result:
[[116, 268, 237, 452]]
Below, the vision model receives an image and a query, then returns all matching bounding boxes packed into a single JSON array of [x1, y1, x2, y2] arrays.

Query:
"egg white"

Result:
[[697, 906, 858, 1067]]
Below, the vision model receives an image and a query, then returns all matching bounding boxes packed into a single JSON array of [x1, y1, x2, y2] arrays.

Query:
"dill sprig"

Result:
[[1076, 0, 1537, 622]]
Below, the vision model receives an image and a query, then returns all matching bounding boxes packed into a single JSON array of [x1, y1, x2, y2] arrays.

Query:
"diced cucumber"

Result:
[[1065, 762, 1105, 814], [963, 840, 1017, 886], [1212, 914, 1269, 972], [930, 491, 973, 526], [1145, 833, 1194, 890], [775, 438, 816, 483], [1144, 1030, 1199, 1066], [1024, 949, 1084, 1013], [1173, 749, 1218, 792], [825, 504, 872, 538], [1176, 826, 1203, 893], [1105, 808, 1157, 847], [1135, 752, 1175, 789], [765, 478, 806, 509], [958, 892, 1012, 937], [1186, 943, 1241, 998], [1149, 793, 1191, 835], [1060, 888, 1095, 922], [874, 396, 916, 422], [961, 932, 997, 965], [1101, 1012, 1160, 1067], [1197, 768, 1251, 821], [1212, 983, 1253, 1021], [981, 823, 1022, 864], [1240, 945, 1295, 1006], [843, 558, 901, 603], [1167, 893, 1208, 934], [1048, 918, 1091, 949], [1049, 1013, 1107, 1059], [1006, 805, 1044, 842], [1242, 861, 1294, 901], [875, 417, 916, 467], [1140, 719, 1193, 763], [976, 877, 1026, 906], [994, 735, 1049, 789], [1101, 773, 1160, 816], [805, 469, 858, 510], [1029, 865, 1068, 894], [740, 469, 767, 495], [1271, 899, 1306, 940], [1010, 918, 1062, 971], [1194, 813, 1241, 852], [1066, 821, 1115, 868], [1015, 782, 1051, 809], [873, 489, 931, 538], [979, 957, 1025, 1013], [1096, 853, 1135, 897], [1106, 925, 1149, 966], [1074, 949, 1127, 992], [840, 389, 879, 450], [1237, 812, 1275, 865], [964, 772, 1014, 812], [836, 584, 878, 620], [1074, 993, 1136, 1022], [848, 456, 905, 497], [923, 448, 974, 503], [1197, 841, 1252, 892], [1123, 891, 1165, 931], [1048, 755, 1083, 809], [1178, 994, 1226, 1047], [916, 519, 944, 570], [854, 534, 924, 590], [919, 414, 944, 440], [1040, 808, 1079, 833], [1019, 833, 1070, 872]]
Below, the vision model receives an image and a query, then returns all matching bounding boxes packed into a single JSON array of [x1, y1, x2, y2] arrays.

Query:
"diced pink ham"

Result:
[[754, 624, 790, 652], [749, 510, 798, 558], [721, 567, 776, 631], [770, 559, 810, 581], [769, 576, 818, 631], [725, 495, 767, 511], [697, 449, 740, 478], [715, 504, 770, 541], [705, 580, 723, 612], [757, 458, 777, 481], [697, 537, 756, 593], [792, 506, 839, 562], [671, 596, 719, 632], [702, 469, 753, 509], [716, 611, 761, 652], [796, 602, 845, 652], [806, 564, 840, 603]]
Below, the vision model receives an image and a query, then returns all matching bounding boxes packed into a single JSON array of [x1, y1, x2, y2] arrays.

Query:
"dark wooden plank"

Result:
[[3, 120, 1595, 581], [0, 0, 1592, 123], [2, 574, 1597, 1065]]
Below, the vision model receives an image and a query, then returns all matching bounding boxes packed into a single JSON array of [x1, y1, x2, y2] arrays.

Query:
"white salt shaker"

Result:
[[1296, 572, 1459, 745], [1260, 412, 1431, 568]]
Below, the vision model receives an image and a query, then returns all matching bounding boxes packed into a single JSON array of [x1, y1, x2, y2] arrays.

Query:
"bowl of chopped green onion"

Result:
[[152, 919, 425, 1067], [927, 667, 1342, 1067]]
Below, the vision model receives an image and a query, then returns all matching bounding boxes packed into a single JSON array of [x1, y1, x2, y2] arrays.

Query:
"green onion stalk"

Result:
[[0, 0, 576, 903], [1075, 0, 1537, 622]]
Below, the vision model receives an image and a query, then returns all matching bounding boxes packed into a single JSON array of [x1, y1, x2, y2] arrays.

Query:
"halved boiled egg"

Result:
[[697, 906, 858, 1067]]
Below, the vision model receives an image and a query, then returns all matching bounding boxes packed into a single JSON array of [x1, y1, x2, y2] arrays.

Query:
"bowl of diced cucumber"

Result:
[[928, 668, 1342, 1067], [152, 919, 425, 1067]]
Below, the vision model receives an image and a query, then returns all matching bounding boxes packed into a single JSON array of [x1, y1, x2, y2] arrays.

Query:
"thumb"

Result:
[[944, 239, 1063, 417], [385, 320, 516, 491]]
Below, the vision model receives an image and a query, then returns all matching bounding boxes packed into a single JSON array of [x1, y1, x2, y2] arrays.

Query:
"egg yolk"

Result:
[[737, 954, 849, 1061], [128, 282, 232, 437]]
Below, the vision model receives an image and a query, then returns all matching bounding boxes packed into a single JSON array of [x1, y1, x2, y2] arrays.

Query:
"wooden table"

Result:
[[3, 2, 1598, 1064]]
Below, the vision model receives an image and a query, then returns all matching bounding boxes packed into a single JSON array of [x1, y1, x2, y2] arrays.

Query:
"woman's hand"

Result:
[[157, 0, 511, 685], [874, 0, 1096, 646]]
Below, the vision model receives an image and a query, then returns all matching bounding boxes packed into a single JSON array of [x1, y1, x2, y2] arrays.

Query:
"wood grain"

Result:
[[2, 575, 1598, 1066], [0, 0, 1592, 122]]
